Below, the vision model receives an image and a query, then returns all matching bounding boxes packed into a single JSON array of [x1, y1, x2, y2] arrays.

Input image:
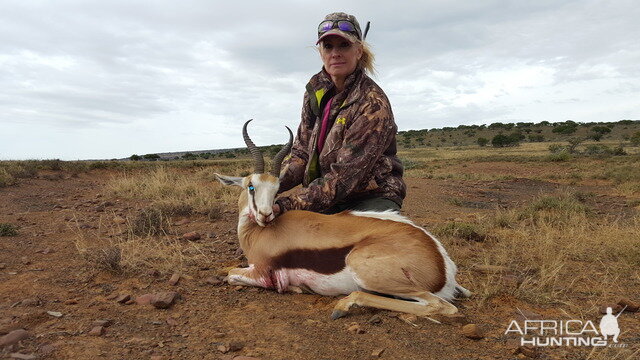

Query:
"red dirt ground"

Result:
[[1, 169, 638, 359]]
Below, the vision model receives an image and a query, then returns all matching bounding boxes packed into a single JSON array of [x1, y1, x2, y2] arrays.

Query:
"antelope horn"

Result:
[[242, 119, 265, 174], [271, 126, 294, 177]]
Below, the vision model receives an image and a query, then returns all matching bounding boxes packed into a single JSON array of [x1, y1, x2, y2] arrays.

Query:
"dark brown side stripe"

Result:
[[271, 245, 354, 275]]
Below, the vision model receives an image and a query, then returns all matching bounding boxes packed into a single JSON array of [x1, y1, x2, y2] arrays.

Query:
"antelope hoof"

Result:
[[331, 309, 348, 320]]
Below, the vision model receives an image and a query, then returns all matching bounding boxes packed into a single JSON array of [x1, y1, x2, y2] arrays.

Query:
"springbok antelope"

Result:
[[215, 120, 470, 319]]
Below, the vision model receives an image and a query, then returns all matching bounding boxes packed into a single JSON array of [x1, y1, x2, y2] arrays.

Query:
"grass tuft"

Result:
[[0, 223, 19, 236]]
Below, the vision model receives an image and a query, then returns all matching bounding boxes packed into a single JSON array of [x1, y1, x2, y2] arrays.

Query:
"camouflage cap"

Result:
[[317, 12, 362, 44]]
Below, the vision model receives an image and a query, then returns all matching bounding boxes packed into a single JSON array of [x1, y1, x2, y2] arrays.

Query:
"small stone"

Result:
[[371, 348, 385, 357], [20, 298, 40, 307], [599, 304, 623, 314], [105, 293, 119, 300], [207, 232, 217, 239], [135, 294, 154, 306], [228, 341, 244, 352], [174, 219, 190, 226], [88, 326, 105, 336], [181, 231, 201, 241], [513, 345, 537, 358], [0, 263, 5, 269], [617, 298, 639, 312], [166, 317, 178, 326], [168, 273, 181, 286], [212, 332, 226, 338], [461, 324, 484, 339], [347, 323, 365, 334], [41, 248, 54, 254], [64, 299, 78, 305], [46, 311, 63, 318], [217, 344, 229, 353], [0, 329, 30, 346], [113, 216, 126, 225], [9, 353, 36, 360], [367, 315, 382, 325], [21, 257, 31, 265], [203, 277, 222, 286], [39, 344, 56, 355], [150, 292, 180, 309], [115, 294, 131, 304], [92, 319, 113, 328]]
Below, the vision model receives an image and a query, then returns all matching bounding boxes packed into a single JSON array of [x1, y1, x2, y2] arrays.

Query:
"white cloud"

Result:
[[1, 0, 639, 159]]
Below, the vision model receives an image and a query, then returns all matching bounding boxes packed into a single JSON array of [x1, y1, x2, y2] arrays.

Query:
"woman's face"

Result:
[[319, 36, 362, 82]]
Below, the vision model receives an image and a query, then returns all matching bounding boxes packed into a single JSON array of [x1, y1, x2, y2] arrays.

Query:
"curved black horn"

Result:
[[271, 126, 294, 177], [242, 119, 265, 174]]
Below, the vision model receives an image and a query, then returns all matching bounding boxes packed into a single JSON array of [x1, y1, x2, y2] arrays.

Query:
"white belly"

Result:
[[282, 267, 361, 296]]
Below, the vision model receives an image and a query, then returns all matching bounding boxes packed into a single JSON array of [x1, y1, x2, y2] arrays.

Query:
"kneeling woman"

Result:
[[275, 12, 406, 215]]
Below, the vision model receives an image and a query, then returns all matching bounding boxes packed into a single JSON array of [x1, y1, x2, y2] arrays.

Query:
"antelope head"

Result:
[[215, 120, 293, 227]]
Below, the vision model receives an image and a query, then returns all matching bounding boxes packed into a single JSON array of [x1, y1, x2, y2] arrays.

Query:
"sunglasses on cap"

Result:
[[317, 20, 360, 39]]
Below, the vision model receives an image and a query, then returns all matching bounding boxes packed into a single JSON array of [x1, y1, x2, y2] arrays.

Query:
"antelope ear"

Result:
[[214, 173, 244, 187]]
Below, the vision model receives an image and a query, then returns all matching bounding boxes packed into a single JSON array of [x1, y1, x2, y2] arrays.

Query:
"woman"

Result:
[[274, 12, 405, 215]]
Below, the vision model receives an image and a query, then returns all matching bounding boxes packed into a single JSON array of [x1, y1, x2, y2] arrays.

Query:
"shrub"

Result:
[[491, 133, 522, 147], [435, 222, 487, 242], [0, 168, 16, 187], [552, 121, 578, 135], [130, 207, 171, 236], [0, 223, 19, 236], [591, 126, 611, 135], [477, 137, 489, 147], [630, 131, 640, 146], [528, 134, 545, 142]]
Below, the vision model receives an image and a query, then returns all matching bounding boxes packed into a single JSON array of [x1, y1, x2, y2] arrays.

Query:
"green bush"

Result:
[[0, 223, 19, 236], [0, 168, 17, 187], [477, 137, 489, 147], [435, 222, 487, 242]]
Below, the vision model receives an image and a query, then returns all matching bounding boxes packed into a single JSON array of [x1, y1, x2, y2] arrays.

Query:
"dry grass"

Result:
[[445, 192, 640, 309], [107, 166, 241, 213], [72, 215, 212, 275]]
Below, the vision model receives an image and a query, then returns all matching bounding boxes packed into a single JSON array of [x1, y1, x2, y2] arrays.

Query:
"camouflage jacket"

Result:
[[276, 67, 406, 213]]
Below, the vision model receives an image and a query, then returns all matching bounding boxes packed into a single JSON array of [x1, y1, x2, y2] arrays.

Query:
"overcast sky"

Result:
[[1, 0, 639, 160]]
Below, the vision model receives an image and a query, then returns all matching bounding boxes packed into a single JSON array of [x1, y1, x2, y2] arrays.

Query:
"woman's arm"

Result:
[[277, 92, 395, 212], [278, 92, 313, 193]]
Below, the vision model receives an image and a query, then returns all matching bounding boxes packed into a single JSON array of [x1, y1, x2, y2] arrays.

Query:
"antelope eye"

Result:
[[248, 185, 255, 192]]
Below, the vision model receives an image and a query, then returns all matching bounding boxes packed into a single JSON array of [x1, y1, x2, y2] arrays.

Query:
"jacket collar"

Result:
[[306, 67, 364, 114]]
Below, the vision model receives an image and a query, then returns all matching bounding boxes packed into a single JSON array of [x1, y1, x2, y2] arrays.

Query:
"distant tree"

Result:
[[129, 154, 141, 161], [143, 154, 160, 161], [491, 132, 523, 147], [528, 134, 545, 142], [477, 137, 489, 147], [591, 126, 611, 135], [552, 121, 579, 135], [590, 133, 604, 141]]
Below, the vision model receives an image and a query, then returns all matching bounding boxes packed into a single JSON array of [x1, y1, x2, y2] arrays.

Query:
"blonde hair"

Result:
[[357, 40, 376, 76]]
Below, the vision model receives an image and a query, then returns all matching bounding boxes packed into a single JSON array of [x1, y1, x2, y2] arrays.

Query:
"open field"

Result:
[[1, 144, 639, 359]]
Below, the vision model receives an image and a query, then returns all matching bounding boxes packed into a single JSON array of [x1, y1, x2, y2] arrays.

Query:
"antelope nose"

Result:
[[259, 211, 273, 218]]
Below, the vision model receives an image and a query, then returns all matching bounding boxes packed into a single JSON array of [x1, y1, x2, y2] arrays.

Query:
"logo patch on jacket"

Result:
[[336, 117, 346, 125]]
